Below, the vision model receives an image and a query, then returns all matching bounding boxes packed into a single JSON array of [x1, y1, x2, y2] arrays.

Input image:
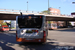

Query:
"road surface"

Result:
[[0, 28, 75, 50]]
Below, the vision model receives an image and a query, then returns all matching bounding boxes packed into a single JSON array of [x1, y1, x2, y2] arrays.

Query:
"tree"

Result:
[[40, 10, 50, 14], [0, 20, 4, 24], [2, 23, 7, 25], [40, 10, 48, 14], [0, 20, 4, 26], [48, 21, 51, 24]]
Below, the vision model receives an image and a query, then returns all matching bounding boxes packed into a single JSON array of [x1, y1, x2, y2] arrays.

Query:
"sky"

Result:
[[0, 0, 75, 15]]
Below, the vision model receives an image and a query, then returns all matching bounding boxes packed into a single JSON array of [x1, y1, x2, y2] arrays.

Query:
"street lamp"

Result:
[[59, 7, 61, 10], [27, 1, 28, 12], [59, 7, 61, 15], [48, 0, 50, 14]]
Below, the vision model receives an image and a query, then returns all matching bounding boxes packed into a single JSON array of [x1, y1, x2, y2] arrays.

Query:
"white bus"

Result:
[[16, 14, 48, 43]]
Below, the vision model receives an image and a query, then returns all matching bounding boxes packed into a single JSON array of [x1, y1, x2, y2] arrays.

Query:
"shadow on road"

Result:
[[0, 41, 15, 50], [18, 38, 75, 50], [0, 33, 75, 50], [19, 42, 75, 50], [0, 33, 19, 50]]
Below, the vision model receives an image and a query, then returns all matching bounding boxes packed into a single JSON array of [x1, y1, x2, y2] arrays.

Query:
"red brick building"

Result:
[[48, 7, 60, 15], [48, 8, 65, 28]]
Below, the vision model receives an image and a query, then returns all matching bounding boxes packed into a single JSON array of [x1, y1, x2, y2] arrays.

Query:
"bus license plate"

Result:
[[26, 38, 33, 40], [26, 30, 33, 33]]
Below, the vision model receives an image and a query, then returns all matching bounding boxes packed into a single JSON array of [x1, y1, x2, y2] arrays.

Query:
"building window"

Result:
[[50, 11, 54, 12], [55, 11, 57, 13]]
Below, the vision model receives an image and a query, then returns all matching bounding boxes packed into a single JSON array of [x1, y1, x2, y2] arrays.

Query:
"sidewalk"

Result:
[[10, 29, 16, 31], [53, 27, 75, 30]]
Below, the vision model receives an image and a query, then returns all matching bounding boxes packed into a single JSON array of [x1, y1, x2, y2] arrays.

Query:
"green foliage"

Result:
[[42, 10, 48, 13], [11, 27, 16, 29], [0, 20, 4, 25], [42, 10, 48, 14], [48, 21, 51, 24], [40, 10, 50, 14], [9, 21, 11, 24], [2, 23, 7, 25], [66, 22, 72, 26]]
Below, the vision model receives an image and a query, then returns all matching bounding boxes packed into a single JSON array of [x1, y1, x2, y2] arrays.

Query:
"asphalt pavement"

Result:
[[0, 28, 75, 50]]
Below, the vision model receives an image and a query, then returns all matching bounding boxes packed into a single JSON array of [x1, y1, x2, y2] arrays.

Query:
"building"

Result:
[[48, 7, 60, 15], [71, 12, 75, 18], [11, 20, 16, 28], [71, 12, 75, 15], [48, 8, 65, 28]]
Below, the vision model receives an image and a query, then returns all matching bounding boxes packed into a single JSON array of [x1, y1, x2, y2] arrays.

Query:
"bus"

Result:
[[16, 14, 48, 43]]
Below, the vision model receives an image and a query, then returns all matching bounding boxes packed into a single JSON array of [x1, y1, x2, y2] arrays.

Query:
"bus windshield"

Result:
[[18, 16, 43, 29], [3, 27, 9, 28]]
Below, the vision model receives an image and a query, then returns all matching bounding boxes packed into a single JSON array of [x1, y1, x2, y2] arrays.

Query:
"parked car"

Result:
[[0, 25, 9, 32]]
